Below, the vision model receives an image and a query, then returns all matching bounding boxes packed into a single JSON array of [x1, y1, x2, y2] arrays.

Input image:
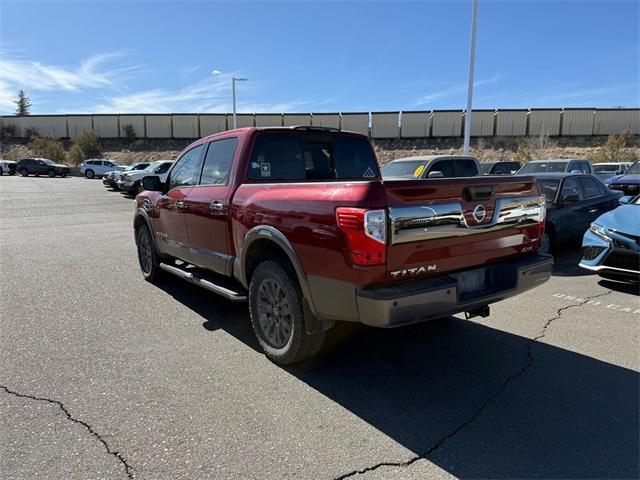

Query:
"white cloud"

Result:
[[0, 51, 135, 113], [415, 74, 502, 106]]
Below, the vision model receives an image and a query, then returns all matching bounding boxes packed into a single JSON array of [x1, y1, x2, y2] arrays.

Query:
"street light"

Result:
[[232, 77, 248, 129], [463, 0, 478, 156]]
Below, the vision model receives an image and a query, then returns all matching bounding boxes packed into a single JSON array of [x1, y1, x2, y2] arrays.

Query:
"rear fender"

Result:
[[236, 225, 333, 335]]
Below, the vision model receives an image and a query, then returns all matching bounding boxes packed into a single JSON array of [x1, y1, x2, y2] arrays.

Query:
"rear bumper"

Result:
[[356, 254, 553, 327]]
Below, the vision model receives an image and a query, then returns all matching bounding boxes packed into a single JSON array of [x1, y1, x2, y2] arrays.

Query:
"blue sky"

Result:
[[0, 0, 638, 114]]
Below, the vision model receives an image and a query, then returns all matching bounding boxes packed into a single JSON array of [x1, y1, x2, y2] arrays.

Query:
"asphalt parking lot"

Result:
[[1, 175, 638, 480]]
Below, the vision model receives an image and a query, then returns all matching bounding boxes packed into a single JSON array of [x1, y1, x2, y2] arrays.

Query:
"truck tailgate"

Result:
[[383, 176, 545, 281]]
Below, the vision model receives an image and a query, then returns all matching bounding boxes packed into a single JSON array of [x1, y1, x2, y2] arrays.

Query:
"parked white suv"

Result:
[[117, 160, 173, 194], [80, 159, 124, 179]]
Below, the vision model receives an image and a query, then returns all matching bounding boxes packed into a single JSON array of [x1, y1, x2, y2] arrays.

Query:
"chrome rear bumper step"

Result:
[[160, 263, 248, 302]]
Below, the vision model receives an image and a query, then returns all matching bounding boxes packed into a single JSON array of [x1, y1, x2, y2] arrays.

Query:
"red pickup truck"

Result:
[[134, 126, 552, 364]]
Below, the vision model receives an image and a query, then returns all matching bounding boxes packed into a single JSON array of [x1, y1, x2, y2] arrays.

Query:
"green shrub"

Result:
[[1, 124, 16, 142], [67, 144, 85, 166], [23, 127, 39, 143], [29, 136, 66, 163], [74, 130, 101, 158], [122, 124, 137, 143], [588, 129, 636, 163]]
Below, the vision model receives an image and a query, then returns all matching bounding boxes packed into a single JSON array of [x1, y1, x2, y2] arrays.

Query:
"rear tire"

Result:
[[85, 169, 95, 179], [249, 260, 325, 365], [135, 223, 163, 283], [540, 231, 553, 255], [9, 170, 15, 175], [48, 169, 56, 178], [20, 169, 28, 176]]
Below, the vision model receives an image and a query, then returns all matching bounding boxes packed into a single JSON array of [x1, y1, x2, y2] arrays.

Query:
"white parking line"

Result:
[[553, 293, 640, 315]]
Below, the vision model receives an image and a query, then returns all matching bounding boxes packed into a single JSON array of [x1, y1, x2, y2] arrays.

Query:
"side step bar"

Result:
[[159, 263, 248, 302]]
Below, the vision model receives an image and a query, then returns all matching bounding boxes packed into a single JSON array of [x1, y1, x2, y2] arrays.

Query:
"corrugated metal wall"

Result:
[[93, 115, 119, 138], [227, 114, 254, 128], [255, 114, 283, 127], [172, 115, 199, 138], [432, 110, 462, 137], [67, 116, 93, 139], [495, 110, 528, 136], [529, 109, 562, 136], [400, 111, 430, 138], [371, 112, 400, 138], [311, 113, 340, 129], [468, 110, 495, 136], [119, 115, 145, 138], [0, 109, 637, 139], [561, 109, 594, 135], [283, 114, 312, 126], [341, 113, 369, 136], [199, 114, 226, 136], [594, 109, 640, 135], [145, 115, 172, 138]]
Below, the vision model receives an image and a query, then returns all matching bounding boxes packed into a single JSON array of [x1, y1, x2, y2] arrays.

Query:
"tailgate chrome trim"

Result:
[[389, 196, 543, 244]]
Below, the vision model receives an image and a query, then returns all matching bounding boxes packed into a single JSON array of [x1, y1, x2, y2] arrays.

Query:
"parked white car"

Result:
[[79, 159, 124, 179], [102, 162, 151, 190], [0, 159, 17, 175], [117, 160, 173, 194]]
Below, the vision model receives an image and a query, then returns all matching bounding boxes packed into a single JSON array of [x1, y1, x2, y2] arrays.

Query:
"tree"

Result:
[[14, 90, 31, 116]]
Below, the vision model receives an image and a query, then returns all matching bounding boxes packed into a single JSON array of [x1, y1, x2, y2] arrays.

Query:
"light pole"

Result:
[[463, 0, 478, 156], [232, 77, 247, 129]]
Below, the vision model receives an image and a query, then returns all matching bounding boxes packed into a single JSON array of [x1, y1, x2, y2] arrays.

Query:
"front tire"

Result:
[[9, 170, 15, 175], [135, 223, 162, 283], [48, 169, 56, 178], [249, 260, 325, 365], [85, 169, 95, 179]]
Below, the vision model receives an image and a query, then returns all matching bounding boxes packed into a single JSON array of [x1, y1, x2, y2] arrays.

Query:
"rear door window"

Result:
[[453, 159, 479, 177], [247, 132, 378, 181], [200, 138, 238, 185], [580, 177, 602, 198]]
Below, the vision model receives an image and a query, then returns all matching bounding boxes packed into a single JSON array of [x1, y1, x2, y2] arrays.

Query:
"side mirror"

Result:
[[428, 170, 444, 178], [142, 175, 164, 192], [562, 194, 579, 204], [619, 196, 633, 205]]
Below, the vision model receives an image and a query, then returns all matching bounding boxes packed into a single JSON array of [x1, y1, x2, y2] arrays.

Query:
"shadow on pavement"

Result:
[[551, 243, 592, 277], [156, 279, 639, 479], [598, 278, 640, 296]]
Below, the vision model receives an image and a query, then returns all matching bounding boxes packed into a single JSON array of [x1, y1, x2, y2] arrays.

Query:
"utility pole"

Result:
[[232, 77, 248, 129], [463, 0, 478, 156]]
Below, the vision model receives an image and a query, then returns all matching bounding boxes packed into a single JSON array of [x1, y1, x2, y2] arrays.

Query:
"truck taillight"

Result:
[[536, 195, 546, 240], [336, 208, 386, 266]]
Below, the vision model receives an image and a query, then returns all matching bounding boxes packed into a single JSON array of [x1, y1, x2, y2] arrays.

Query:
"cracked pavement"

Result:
[[1, 176, 638, 479]]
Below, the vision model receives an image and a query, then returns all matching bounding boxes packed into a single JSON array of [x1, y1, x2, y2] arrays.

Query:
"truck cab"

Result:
[[134, 127, 552, 364]]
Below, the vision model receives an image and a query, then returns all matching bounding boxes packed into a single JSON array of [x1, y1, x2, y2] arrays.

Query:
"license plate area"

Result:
[[454, 268, 488, 295]]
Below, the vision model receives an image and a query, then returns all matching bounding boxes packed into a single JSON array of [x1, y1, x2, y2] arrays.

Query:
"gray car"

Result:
[[381, 155, 481, 180]]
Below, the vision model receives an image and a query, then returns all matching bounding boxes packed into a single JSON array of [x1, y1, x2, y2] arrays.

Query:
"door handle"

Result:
[[210, 200, 225, 212], [175, 200, 185, 210], [588, 208, 598, 213]]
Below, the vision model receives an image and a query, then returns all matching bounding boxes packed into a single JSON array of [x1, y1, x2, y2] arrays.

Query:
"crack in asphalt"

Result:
[[0, 384, 134, 479], [333, 289, 614, 480]]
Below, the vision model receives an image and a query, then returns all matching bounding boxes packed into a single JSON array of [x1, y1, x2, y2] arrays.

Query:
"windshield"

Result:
[[381, 160, 425, 179], [626, 162, 640, 174], [124, 163, 141, 171], [519, 161, 568, 174], [592, 164, 620, 173], [144, 161, 164, 172], [536, 179, 561, 203]]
